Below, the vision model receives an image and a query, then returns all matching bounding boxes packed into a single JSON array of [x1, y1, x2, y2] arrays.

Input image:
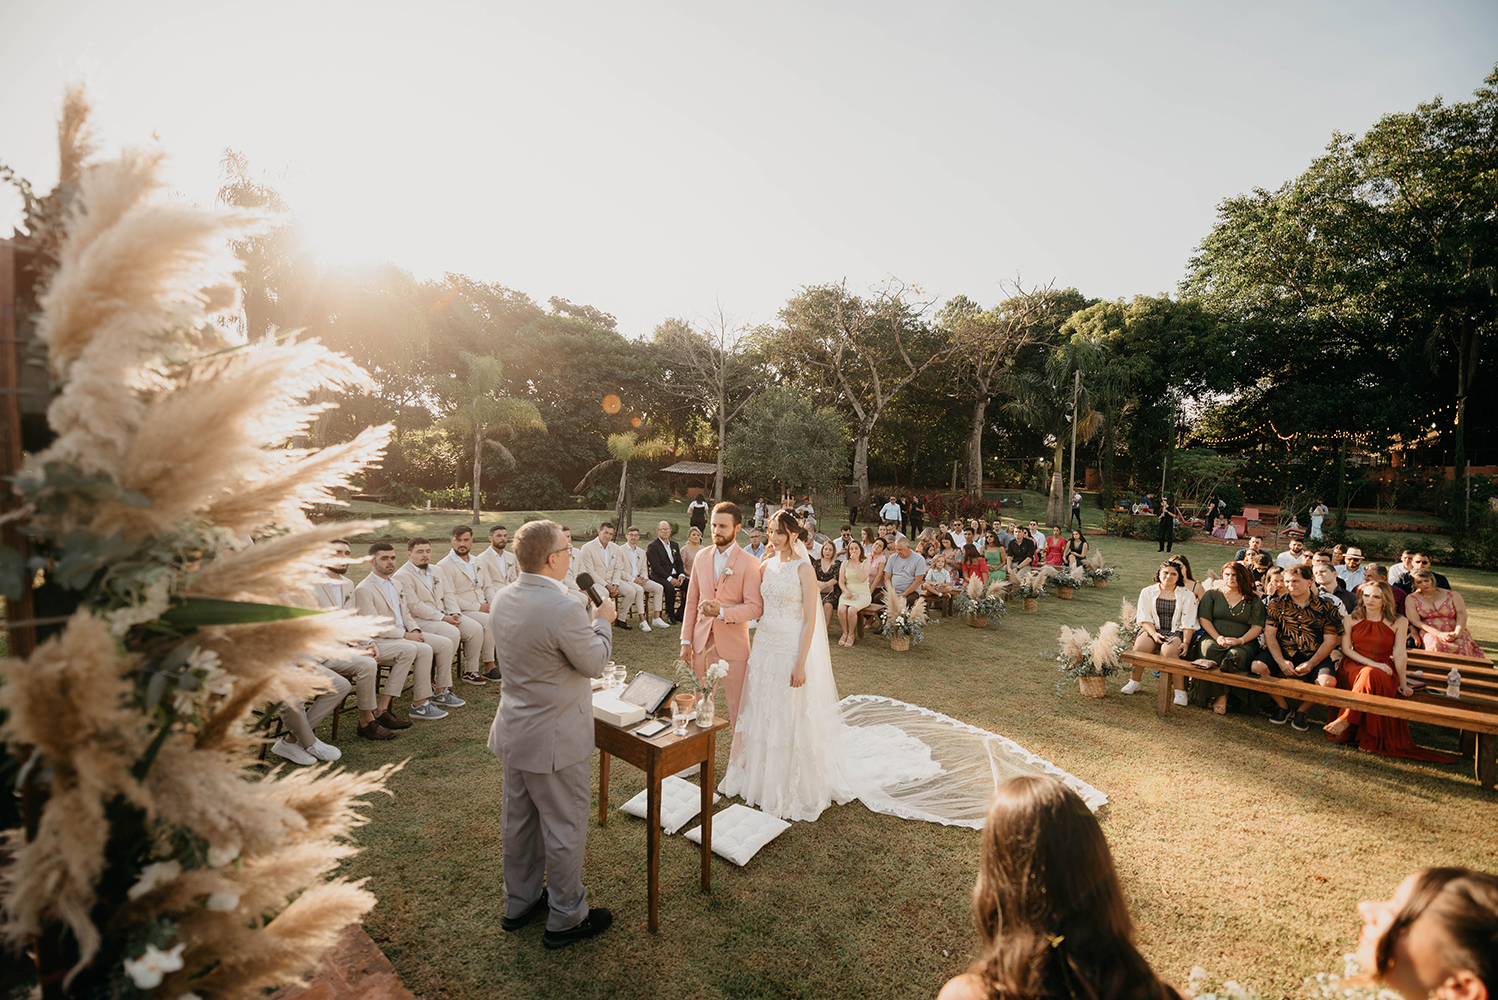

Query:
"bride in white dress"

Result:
[[720, 509, 1112, 826]]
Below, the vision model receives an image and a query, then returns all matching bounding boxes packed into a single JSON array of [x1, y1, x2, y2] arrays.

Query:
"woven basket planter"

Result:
[[1078, 676, 1107, 698], [965, 615, 989, 629], [1055, 586, 1075, 601], [889, 635, 911, 652], [1021, 597, 1039, 612], [1092, 578, 1108, 589]]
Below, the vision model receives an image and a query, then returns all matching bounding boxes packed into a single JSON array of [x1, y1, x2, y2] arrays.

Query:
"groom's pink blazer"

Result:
[[679, 543, 764, 725]]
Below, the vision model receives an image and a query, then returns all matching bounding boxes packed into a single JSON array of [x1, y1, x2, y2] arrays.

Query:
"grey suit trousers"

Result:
[[502, 758, 590, 932]]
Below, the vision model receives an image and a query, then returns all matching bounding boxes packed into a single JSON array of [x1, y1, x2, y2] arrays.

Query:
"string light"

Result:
[[1188, 401, 1460, 451]]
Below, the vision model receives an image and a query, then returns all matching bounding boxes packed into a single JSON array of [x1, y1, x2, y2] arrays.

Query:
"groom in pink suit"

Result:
[[679, 502, 764, 724]]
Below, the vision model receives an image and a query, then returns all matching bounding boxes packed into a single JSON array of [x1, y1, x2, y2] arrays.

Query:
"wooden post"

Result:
[[0, 240, 37, 661]]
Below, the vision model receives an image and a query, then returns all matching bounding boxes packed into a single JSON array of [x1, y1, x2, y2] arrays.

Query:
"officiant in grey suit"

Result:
[[487, 519, 617, 949]]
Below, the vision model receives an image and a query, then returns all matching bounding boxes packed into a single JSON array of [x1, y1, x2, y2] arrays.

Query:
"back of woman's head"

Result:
[[971, 776, 1176, 1000], [1378, 867, 1498, 998]]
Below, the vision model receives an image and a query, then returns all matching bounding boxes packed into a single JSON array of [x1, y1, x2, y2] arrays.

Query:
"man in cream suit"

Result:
[[311, 539, 393, 741], [437, 525, 499, 675], [572, 523, 641, 630], [355, 542, 457, 723], [395, 537, 489, 688], [477, 524, 520, 599], [558, 526, 589, 608], [488, 520, 615, 949], [621, 525, 666, 631]]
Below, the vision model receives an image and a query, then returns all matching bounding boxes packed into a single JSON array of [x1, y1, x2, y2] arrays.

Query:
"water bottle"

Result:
[[1446, 666, 1461, 699]]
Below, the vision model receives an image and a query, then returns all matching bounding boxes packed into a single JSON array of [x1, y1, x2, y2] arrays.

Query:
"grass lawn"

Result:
[[317, 498, 1498, 1000]]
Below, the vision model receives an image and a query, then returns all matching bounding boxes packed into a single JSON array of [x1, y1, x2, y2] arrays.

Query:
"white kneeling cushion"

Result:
[[619, 776, 721, 835], [682, 804, 791, 866]]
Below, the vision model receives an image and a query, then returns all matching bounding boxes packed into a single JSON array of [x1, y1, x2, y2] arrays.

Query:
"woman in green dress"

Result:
[[982, 531, 1007, 584], [1192, 562, 1265, 715]]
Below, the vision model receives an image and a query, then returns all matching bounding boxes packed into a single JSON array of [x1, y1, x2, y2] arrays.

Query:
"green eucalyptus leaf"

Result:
[[0, 544, 24, 600], [160, 597, 323, 628], [145, 672, 168, 709]]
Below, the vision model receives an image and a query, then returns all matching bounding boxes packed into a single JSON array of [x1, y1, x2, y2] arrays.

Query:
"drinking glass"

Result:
[[671, 695, 692, 736]]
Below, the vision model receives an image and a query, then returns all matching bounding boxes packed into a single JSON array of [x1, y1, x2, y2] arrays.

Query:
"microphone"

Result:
[[575, 572, 603, 607]]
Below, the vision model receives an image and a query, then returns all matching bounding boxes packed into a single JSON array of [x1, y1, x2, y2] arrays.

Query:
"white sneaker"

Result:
[[1119, 679, 1142, 695], [639, 621, 652, 633], [306, 739, 342, 762], [651, 617, 669, 629], [1173, 689, 1189, 707], [271, 737, 316, 766]]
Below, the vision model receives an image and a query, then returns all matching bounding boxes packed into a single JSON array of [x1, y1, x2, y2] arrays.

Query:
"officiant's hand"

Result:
[[790, 662, 806, 688], [700, 599, 721, 617]]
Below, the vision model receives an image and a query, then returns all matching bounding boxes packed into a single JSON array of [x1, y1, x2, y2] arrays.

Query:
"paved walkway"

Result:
[[268, 925, 415, 1000]]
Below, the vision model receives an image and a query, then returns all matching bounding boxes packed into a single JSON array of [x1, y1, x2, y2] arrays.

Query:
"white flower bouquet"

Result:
[[879, 593, 929, 644]]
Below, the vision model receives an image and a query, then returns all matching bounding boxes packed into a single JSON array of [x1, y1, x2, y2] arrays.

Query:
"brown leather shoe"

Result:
[[377, 709, 412, 731], [357, 720, 396, 741]]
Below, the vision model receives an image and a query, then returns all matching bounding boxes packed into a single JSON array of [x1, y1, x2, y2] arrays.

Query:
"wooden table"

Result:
[[596, 713, 730, 931]]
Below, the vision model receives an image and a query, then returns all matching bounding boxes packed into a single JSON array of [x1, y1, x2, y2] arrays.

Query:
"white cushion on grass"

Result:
[[682, 804, 791, 866], [618, 776, 721, 835]]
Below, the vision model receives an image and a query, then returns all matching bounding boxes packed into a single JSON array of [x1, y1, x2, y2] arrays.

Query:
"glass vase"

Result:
[[695, 691, 715, 726]]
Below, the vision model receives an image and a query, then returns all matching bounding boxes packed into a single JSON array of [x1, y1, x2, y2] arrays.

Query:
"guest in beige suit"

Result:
[[558, 526, 589, 608], [311, 539, 392, 741], [437, 525, 498, 674], [621, 525, 666, 631], [395, 537, 489, 688], [478, 524, 520, 601], [355, 542, 456, 723], [573, 522, 641, 630]]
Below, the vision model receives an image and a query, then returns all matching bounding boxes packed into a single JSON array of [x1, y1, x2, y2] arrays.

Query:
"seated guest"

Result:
[[938, 775, 1186, 1000], [1065, 529, 1088, 567], [745, 528, 768, 562], [1234, 535, 1263, 563], [938, 534, 962, 569], [1276, 537, 1308, 568], [1324, 583, 1457, 762], [1029, 519, 1046, 548], [922, 554, 961, 601], [1388, 549, 1417, 591], [882, 537, 928, 607], [310, 539, 390, 741], [1007, 527, 1037, 573], [681, 525, 705, 577], [1331, 542, 1347, 566], [861, 525, 878, 551], [1168, 554, 1205, 601], [1251, 551, 1274, 585], [995, 522, 1014, 550], [395, 537, 483, 688], [1313, 562, 1355, 616], [812, 539, 841, 627], [622, 526, 667, 630], [573, 522, 642, 630], [1411, 551, 1451, 590], [476, 523, 519, 605], [437, 526, 499, 670], [918, 540, 938, 563], [961, 542, 989, 584], [1261, 565, 1287, 600], [866, 537, 889, 602], [1192, 562, 1265, 715], [1212, 516, 1228, 538], [1353, 867, 1497, 1000], [558, 525, 588, 607], [1365, 563, 1407, 613], [982, 532, 1006, 581], [1406, 569, 1482, 656], [355, 542, 448, 724], [271, 661, 351, 765], [646, 520, 688, 624], [1251, 563, 1342, 730], [950, 522, 968, 549], [1120, 562, 1197, 707], [836, 540, 871, 646], [1043, 527, 1066, 567], [833, 523, 855, 559]]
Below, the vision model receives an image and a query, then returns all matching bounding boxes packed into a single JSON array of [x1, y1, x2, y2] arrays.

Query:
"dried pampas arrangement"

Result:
[[1, 94, 397, 1000]]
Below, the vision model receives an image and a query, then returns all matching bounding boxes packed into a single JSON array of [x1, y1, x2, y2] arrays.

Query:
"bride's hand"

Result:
[[790, 663, 807, 688]]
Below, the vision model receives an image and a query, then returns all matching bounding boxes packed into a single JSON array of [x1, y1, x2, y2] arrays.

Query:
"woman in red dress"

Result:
[[1042, 528, 1066, 567], [1324, 582, 1455, 762]]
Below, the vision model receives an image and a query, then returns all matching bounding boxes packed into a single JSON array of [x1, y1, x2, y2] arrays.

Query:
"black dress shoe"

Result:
[[501, 888, 548, 931], [542, 908, 612, 949], [614, 621, 632, 630]]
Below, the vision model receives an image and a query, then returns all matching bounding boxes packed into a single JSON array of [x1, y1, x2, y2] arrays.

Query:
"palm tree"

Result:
[[438, 352, 545, 524], [574, 431, 673, 529], [1004, 356, 1103, 527], [1056, 334, 1131, 510]]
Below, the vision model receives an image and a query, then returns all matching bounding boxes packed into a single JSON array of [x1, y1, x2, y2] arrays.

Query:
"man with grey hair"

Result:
[[646, 520, 687, 624], [489, 519, 616, 949], [882, 536, 928, 606]]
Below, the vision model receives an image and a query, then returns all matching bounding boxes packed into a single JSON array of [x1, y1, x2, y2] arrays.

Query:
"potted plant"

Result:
[[1052, 565, 1086, 600], [1013, 571, 1047, 612], [1082, 550, 1121, 588], [953, 574, 1006, 628], [1054, 622, 1125, 697], [879, 593, 929, 650]]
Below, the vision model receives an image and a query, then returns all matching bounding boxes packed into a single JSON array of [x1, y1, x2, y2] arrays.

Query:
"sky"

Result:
[[2, 1, 1496, 338]]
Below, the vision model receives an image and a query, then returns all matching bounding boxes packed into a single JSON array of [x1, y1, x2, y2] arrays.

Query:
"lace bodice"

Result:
[[759, 556, 808, 623]]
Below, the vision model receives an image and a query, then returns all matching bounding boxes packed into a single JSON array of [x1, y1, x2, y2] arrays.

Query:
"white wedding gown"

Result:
[[719, 552, 1110, 826]]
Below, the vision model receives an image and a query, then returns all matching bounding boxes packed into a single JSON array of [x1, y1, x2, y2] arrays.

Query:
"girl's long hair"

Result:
[[1377, 867, 1497, 996], [969, 776, 1181, 1000]]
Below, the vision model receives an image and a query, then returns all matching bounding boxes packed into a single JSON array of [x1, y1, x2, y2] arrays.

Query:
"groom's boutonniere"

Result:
[[722, 567, 734, 577]]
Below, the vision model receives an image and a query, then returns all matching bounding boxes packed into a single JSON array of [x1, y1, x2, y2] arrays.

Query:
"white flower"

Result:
[[122, 942, 185, 989], [722, 567, 734, 577], [705, 660, 730, 684], [205, 890, 239, 912], [1189, 967, 1209, 986], [206, 842, 240, 868], [127, 859, 182, 900]]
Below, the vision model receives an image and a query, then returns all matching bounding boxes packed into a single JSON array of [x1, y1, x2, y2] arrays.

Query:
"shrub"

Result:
[[381, 481, 426, 508], [424, 485, 472, 509], [493, 470, 570, 511]]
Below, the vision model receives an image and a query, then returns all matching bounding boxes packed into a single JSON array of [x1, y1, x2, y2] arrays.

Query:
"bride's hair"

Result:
[[969, 776, 1182, 1000], [768, 509, 808, 555]]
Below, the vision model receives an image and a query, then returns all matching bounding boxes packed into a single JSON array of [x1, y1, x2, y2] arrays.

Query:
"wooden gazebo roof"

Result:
[[657, 461, 720, 476]]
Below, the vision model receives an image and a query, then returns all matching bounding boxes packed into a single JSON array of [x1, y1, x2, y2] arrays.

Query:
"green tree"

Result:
[[726, 386, 849, 498], [437, 352, 546, 524]]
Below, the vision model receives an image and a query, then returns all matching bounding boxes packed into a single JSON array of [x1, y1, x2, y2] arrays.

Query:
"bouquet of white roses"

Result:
[[675, 657, 730, 696]]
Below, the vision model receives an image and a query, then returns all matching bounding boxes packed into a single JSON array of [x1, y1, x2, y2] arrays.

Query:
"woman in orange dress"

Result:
[[1324, 582, 1455, 762]]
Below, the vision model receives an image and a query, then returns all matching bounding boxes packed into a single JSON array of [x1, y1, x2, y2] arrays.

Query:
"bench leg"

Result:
[[1477, 733, 1496, 791], [1156, 671, 1172, 717], [1460, 730, 1477, 758]]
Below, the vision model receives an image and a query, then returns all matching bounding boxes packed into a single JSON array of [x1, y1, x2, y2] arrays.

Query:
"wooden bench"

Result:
[[855, 603, 885, 640], [1120, 650, 1498, 788]]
